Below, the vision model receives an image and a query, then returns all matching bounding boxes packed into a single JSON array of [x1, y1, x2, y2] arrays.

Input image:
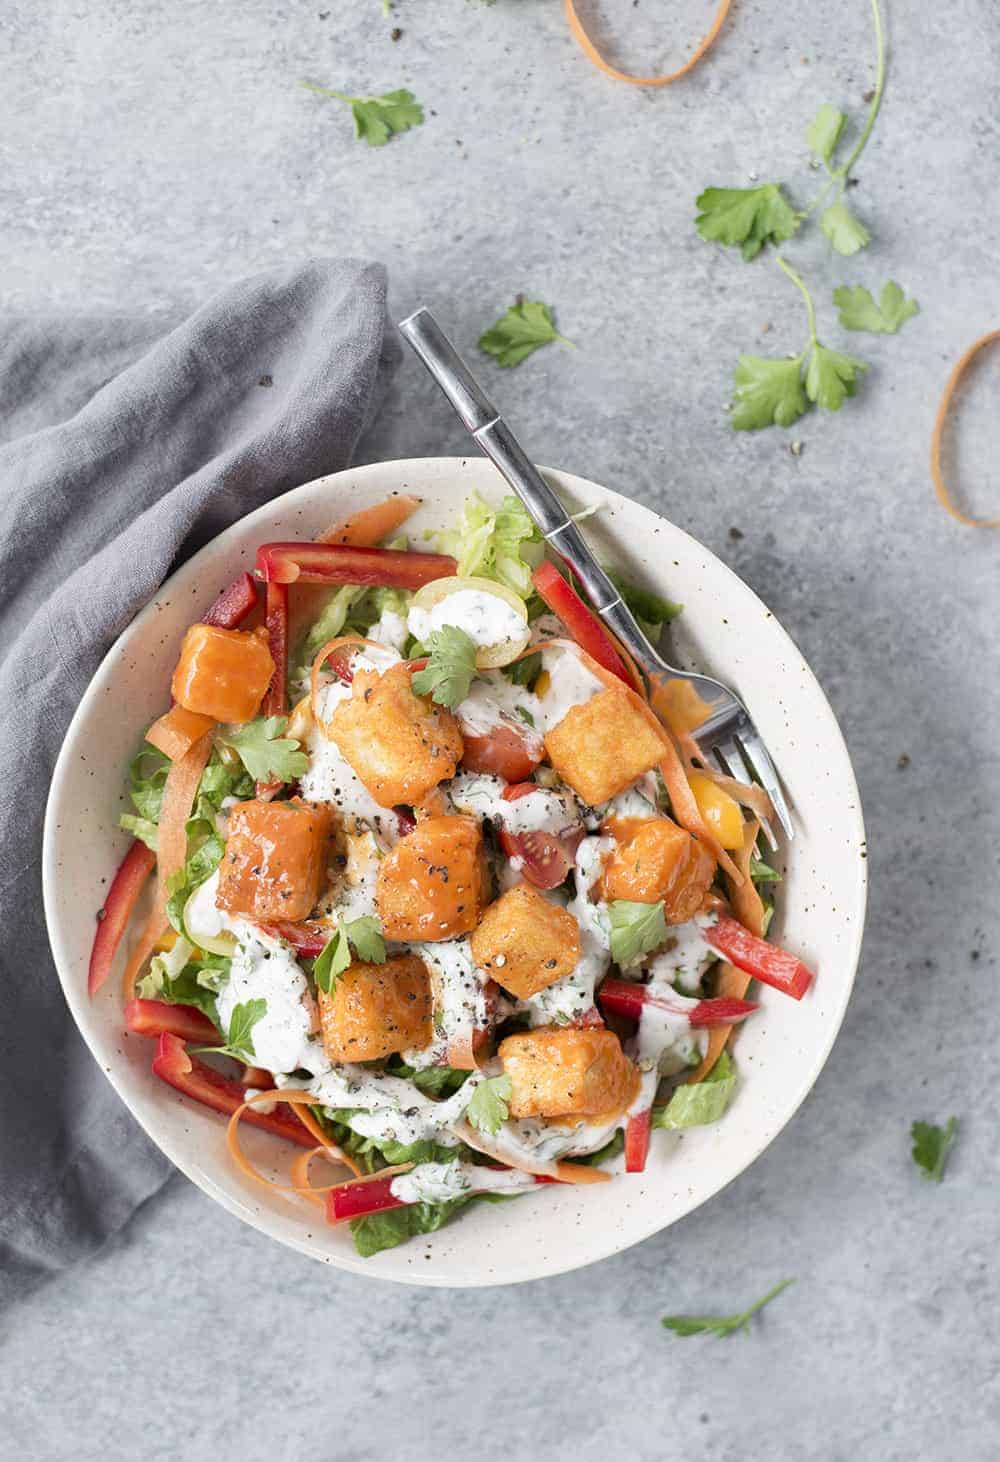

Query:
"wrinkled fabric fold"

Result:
[[0, 257, 400, 1308]]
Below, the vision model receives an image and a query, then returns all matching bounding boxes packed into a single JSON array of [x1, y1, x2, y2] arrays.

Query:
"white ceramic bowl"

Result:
[[43, 458, 867, 1287]]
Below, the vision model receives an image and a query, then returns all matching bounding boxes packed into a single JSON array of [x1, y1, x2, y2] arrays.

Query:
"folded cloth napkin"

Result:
[[0, 257, 400, 1307]]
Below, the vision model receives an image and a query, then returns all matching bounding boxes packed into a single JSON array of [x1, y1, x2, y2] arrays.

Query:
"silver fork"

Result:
[[398, 307, 793, 846]]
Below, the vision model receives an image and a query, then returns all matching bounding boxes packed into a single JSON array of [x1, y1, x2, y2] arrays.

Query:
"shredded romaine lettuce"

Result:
[[651, 1051, 737, 1131], [136, 944, 229, 1026], [435, 492, 543, 596], [349, 1190, 515, 1258]]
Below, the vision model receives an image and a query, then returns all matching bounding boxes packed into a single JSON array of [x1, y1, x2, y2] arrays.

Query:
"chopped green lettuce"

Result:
[[350, 1190, 515, 1258], [136, 942, 229, 1028], [435, 492, 542, 596], [652, 1051, 737, 1131]]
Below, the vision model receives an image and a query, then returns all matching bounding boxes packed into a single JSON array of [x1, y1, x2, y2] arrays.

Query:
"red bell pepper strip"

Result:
[[262, 579, 289, 717], [151, 1033, 314, 1147], [624, 1108, 652, 1173], [125, 998, 218, 1043], [88, 840, 157, 996], [702, 915, 814, 1001], [532, 560, 631, 686], [598, 978, 758, 1028], [201, 571, 259, 630], [256, 542, 456, 589], [326, 1171, 407, 1224]]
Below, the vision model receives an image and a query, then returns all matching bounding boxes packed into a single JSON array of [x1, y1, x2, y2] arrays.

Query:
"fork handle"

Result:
[[398, 307, 658, 671]]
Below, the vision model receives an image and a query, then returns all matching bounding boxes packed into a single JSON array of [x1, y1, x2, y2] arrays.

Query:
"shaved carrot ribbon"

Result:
[[455, 1120, 612, 1185], [930, 329, 1000, 527], [226, 1089, 359, 1197], [121, 731, 214, 1001], [309, 634, 383, 736], [685, 819, 762, 1085], [564, 0, 731, 87], [318, 493, 421, 546], [675, 726, 774, 824]]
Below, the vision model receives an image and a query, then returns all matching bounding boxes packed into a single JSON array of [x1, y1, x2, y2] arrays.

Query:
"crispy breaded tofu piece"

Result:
[[470, 884, 581, 999], [317, 954, 432, 1062], [376, 815, 490, 941], [600, 815, 715, 924], [171, 624, 274, 724], [499, 1026, 640, 1120], [328, 663, 463, 808], [216, 797, 332, 921], [544, 686, 664, 806]]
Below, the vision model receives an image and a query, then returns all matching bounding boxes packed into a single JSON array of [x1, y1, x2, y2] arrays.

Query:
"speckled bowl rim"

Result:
[[43, 457, 867, 1287]]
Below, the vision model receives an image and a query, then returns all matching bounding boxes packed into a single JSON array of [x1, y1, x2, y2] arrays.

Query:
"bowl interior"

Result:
[[43, 457, 866, 1286]]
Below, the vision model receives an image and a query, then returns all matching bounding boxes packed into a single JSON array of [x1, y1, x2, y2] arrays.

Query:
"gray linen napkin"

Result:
[[0, 257, 400, 1306]]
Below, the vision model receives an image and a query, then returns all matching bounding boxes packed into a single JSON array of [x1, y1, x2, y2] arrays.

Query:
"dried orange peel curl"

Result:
[[930, 329, 1000, 527], [564, 0, 732, 86]]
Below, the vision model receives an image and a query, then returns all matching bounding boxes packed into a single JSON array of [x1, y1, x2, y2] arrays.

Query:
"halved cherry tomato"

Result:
[[462, 722, 542, 782], [498, 781, 583, 891]]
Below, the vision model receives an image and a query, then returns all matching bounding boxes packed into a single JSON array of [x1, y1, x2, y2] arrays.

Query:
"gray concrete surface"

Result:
[[4, 2, 1000, 1458]]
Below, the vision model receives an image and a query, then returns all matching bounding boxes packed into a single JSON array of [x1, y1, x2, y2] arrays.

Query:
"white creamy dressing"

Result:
[[408, 589, 526, 650], [403, 937, 491, 1068], [298, 653, 403, 842], [598, 771, 661, 823], [645, 913, 719, 994], [631, 988, 705, 1078], [319, 829, 381, 924], [389, 1161, 537, 1205], [216, 926, 329, 1077], [454, 673, 544, 752], [367, 608, 409, 653], [448, 771, 583, 836], [299, 1064, 483, 1148], [534, 646, 605, 734], [489, 1112, 622, 1164], [528, 611, 565, 645], [520, 834, 612, 1026], [185, 867, 235, 947]]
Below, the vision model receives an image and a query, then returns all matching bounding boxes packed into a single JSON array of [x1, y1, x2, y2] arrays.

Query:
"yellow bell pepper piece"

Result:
[[686, 771, 744, 849]]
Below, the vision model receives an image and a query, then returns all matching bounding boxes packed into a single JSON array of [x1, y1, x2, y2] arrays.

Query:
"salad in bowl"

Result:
[[85, 484, 818, 1260]]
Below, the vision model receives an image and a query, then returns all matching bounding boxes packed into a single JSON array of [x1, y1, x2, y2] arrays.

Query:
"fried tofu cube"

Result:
[[376, 815, 489, 942], [171, 624, 274, 724], [216, 797, 332, 921], [470, 884, 581, 999], [544, 686, 665, 806], [499, 1026, 640, 1120], [601, 815, 715, 924], [328, 663, 463, 809], [317, 953, 432, 1062]]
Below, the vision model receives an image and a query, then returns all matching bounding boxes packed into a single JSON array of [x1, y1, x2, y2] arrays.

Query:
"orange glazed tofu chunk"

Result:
[[376, 815, 489, 942], [601, 815, 716, 924], [544, 686, 665, 806], [328, 663, 463, 809], [470, 884, 581, 1000], [499, 1027, 639, 1120], [318, 954, 432, 1062], [216, 798, 332, 921], [171, 624, 274, 724]]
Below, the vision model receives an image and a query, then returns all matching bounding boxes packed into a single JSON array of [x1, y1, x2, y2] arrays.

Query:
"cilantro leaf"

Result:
[[911, 1117, 958, 1183], [300, 83, 423, 146], [820, 198, 871, 256], [478, 299, 572, 368], [662, 1279, 794, 1339], [806, 103, 847, 166], [314, 928, 352, 995], [313, 918, 386, 995], [833, 281, 919, 334], [344, 915, 386, 965], [410, 625, 477, 709], [652, 1051, 737, 1131], [730, 355, 808, 432], [608, 900, 667, 967], [194, 998, 267, 1060], [465, 1075, 513, 1136], [605, 568, 682, 626], [804, 343, 868, 412], [694, 184, 799, 261], [215, 716, 308, 785]]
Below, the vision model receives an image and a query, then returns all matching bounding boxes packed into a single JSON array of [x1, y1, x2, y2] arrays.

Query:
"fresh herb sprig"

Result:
[[695, 0, 918, 433], [478, 299, 573, 368], [911, 1117, 958, 1183], [300, 83, 423, 145], [314, 917, 387, 995], [662, 1279, 794, 1339], [194, 999, 267, 1062], [411, 625, 478, 709]]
